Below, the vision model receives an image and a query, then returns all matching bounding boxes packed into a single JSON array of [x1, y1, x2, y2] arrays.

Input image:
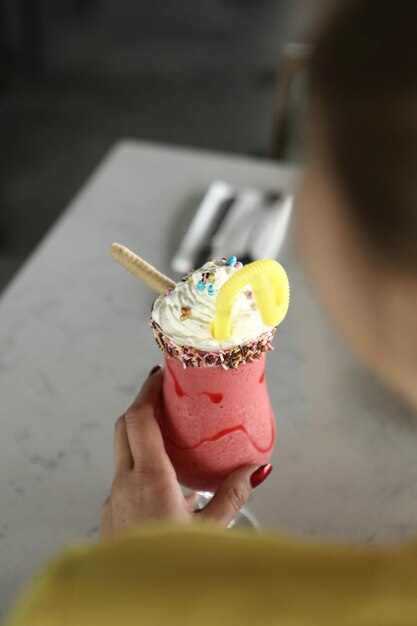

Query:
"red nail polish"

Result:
[[148, 365, 161, 377], [250, 464, 273, 488]]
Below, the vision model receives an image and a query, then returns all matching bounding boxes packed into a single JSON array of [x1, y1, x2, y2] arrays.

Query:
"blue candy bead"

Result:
[[208, 284, 216, 296], [225, 255, 237, 266], [197, 280, 206, 291]]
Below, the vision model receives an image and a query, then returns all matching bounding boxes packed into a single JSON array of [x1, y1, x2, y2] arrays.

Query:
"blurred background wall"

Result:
[[0, 0, 318, 292]]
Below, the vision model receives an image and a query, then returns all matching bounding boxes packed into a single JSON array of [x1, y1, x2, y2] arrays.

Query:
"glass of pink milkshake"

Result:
[[150, 256, 289, 494]]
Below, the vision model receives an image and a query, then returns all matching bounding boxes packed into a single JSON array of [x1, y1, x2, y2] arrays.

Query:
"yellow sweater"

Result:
[[7, 525, 417, 625]]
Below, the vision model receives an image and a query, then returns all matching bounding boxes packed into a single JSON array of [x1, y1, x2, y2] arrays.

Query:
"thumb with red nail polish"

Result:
[[197, 463, 273, 527]]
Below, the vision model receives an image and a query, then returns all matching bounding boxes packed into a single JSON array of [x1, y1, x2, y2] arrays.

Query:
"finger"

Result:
[[198, 464, 273, 527], [114, 415, 134, 475], [184, 491, 199, 511], [124, 367, 171, 470]]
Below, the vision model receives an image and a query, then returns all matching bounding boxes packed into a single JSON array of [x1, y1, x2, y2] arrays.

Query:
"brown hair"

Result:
[[309, 0, 417, 269]]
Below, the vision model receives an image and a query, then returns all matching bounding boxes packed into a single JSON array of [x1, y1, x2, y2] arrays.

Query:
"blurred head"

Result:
[[295, 0, 417, 405]]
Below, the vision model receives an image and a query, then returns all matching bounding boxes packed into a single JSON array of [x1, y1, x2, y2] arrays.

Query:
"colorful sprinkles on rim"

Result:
[[150, 319, 276, 370]]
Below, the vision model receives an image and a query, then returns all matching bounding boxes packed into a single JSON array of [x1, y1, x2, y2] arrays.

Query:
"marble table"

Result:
[[1, 140, 416, 615]]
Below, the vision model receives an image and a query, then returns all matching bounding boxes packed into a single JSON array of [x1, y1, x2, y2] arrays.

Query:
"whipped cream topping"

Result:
[[151, 259, 273, 350]]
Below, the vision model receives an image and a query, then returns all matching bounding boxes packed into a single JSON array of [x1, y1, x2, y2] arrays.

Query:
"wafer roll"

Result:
[[109, 243, 176, 296]]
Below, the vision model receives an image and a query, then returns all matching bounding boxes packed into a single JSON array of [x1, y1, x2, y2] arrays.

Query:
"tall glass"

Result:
[[157, 347, 275, 493]]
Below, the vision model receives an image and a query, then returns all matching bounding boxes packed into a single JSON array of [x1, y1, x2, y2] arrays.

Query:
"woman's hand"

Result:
[[101, 366, 273, 537]]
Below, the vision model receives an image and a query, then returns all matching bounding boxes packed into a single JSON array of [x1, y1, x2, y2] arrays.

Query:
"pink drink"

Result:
[[157, 353, 275, 492]]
